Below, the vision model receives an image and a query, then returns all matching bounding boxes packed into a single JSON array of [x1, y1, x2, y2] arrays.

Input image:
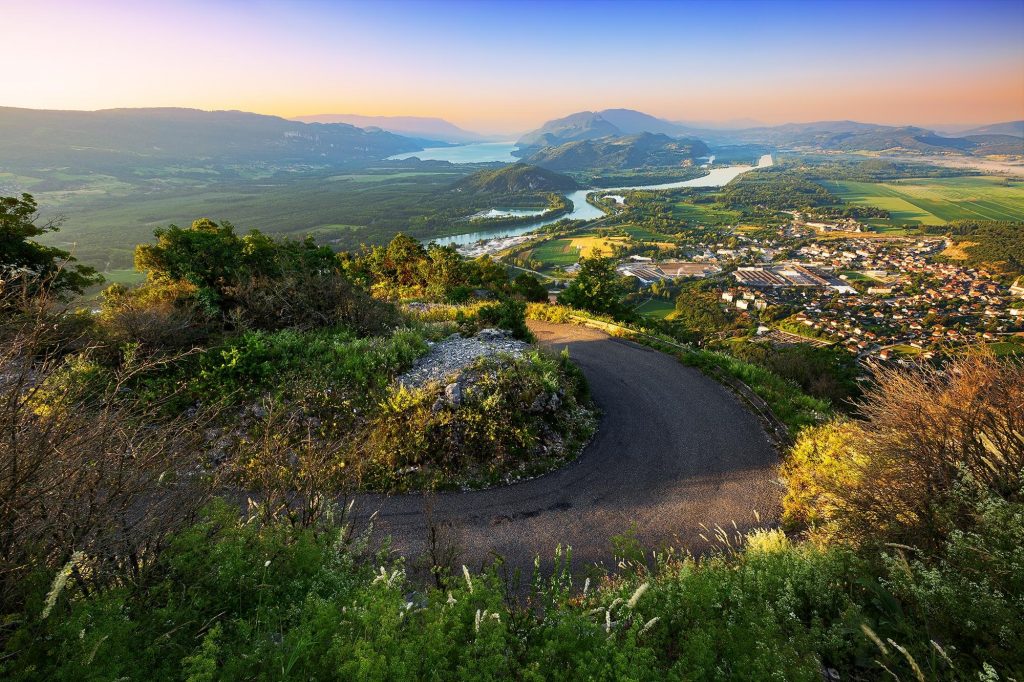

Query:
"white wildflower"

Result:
[[462, 565, 473, 593], [43, 551, 84, 619], [582, 577, 590, 596], [605, 609, 612, 633], [626, 583, 649, 609], [446, 592, 457, 606], [264, 560, 271, 568], [639, 616, 660, 637]]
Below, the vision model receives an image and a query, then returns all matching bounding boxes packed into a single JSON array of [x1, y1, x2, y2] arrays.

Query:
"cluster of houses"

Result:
[[720, 238, 1024, 359]]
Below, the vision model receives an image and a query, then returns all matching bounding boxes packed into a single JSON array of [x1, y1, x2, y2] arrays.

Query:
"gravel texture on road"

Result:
[[357, 320, 781, 576]]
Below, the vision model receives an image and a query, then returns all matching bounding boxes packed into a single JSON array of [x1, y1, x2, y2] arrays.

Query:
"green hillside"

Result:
[[452, 163, 579, 193], [524, 133, 710, 172]]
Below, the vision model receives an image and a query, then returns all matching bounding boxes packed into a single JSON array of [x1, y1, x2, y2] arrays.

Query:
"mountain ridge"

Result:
[[291, 113, 486, 143], [0, 106, 423, 168]]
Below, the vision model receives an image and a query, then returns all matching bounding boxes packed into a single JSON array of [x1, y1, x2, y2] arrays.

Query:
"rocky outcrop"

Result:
[[397, 328, 529, 390]]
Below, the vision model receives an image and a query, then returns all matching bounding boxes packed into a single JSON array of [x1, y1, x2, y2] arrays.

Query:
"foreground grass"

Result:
[[6, 492, 1020, 681]]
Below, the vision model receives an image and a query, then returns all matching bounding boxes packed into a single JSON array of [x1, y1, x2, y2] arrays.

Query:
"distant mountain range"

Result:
[[942, 121, 1024, 138], [522, 133, 710, 172], [452, 163, 578, 194], [291, 113, 486, 144], [0, 107, 424, 170], [516, 109, 1023, 158]]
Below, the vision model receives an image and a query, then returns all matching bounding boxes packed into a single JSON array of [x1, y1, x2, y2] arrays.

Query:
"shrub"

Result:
[[360, 352, 594, 490], [477, 298, 531, 340], [779, 420, 859, 531], [0, 320, 213, 617], [837, 355, 1022, 549]]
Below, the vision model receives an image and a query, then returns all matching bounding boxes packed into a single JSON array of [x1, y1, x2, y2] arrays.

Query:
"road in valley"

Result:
[[357, 320, 781, 576]]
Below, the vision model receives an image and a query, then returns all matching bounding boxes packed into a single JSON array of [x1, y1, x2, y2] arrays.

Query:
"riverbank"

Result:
[[443, 153, 774, 253]]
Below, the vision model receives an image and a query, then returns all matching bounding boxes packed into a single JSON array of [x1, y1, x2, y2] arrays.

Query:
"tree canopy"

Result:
[[0, 193, 101, 297], [558, 256, 632, 320]]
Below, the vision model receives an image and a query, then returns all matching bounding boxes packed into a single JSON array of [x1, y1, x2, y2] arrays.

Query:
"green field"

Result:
[[22, 166, 526, 270], [524, 239, 580, 268], [824, 176, 1024, 226], [633, 297, 676, 319], [619, 225, 667, 240], [671, 201, 742, 225]]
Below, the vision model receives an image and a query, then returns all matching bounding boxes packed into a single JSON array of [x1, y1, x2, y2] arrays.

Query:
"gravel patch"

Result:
[[398, 328, 529, 389]]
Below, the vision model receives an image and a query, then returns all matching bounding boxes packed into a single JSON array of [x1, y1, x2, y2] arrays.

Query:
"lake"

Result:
[[388, 141, 520, 163], [431, 153, 774, 247]]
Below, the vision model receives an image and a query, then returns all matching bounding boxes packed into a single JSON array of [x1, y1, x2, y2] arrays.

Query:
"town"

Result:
[[482, 212, 1024, 365]]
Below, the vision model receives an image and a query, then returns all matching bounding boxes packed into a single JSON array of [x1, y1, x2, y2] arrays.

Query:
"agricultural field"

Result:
[[518, 238, 581, 270], [671, 201, 742, 225], [823, 175, 1024, 226], [619, 224, 669, 240], [565, 234, 628, 257]]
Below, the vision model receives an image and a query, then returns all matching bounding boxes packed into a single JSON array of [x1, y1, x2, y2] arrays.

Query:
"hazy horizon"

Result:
[[4, 0, 1023, 134]]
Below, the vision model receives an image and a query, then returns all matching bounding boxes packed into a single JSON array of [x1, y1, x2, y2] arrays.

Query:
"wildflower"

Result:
[[582, 577, 590, 596], [639, 617, 660, 637], [446, 592, 457, 606], [605, 609, 612, 633], [264, 560, 271, 568], [462, 565, 473, 593], [43, 551, 84, 619], [626, 583, 649, 609]]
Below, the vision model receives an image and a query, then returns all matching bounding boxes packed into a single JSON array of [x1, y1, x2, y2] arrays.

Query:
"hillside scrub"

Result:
[[781, 354, 1024, 549], [359, 351, 595, 490]]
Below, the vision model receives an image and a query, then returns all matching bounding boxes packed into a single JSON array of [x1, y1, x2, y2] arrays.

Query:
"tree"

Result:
[[512, 273, 549, 302], [0, 193, 101, 297], [673, 285, 730, 342], [558, 256, 632, 320]]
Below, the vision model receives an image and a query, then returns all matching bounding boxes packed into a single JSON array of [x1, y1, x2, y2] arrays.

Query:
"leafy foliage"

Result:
[[0, 193, 101, 297], [558, 257, 634, 321]]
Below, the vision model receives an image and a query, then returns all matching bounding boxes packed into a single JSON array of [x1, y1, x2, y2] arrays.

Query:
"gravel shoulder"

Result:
[[357, 320, 781, 575]]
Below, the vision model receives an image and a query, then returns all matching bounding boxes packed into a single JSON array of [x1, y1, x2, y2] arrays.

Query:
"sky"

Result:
[[2, 0, 1023, 134]]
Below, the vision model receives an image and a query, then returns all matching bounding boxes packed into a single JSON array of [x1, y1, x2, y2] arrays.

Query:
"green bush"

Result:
[[360, 351, 594, 490], [148, 326, 428, 408], [477, 298, 531, 340]]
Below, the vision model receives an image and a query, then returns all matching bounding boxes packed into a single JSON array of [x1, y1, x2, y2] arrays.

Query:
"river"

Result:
[[388, 141, 520, 163], [432, 153, 774, 248]]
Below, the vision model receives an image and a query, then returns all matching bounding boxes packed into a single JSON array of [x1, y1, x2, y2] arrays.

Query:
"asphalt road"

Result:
[[357, 320, 781, 576]]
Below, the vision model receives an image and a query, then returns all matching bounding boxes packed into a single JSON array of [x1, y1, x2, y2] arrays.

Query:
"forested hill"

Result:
[[523, 133, 710, 172], [451, 163, 579, 193], [724, 121, 1024, 155], [515, 108, 691, 150], [0, 107, 423, 169]]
